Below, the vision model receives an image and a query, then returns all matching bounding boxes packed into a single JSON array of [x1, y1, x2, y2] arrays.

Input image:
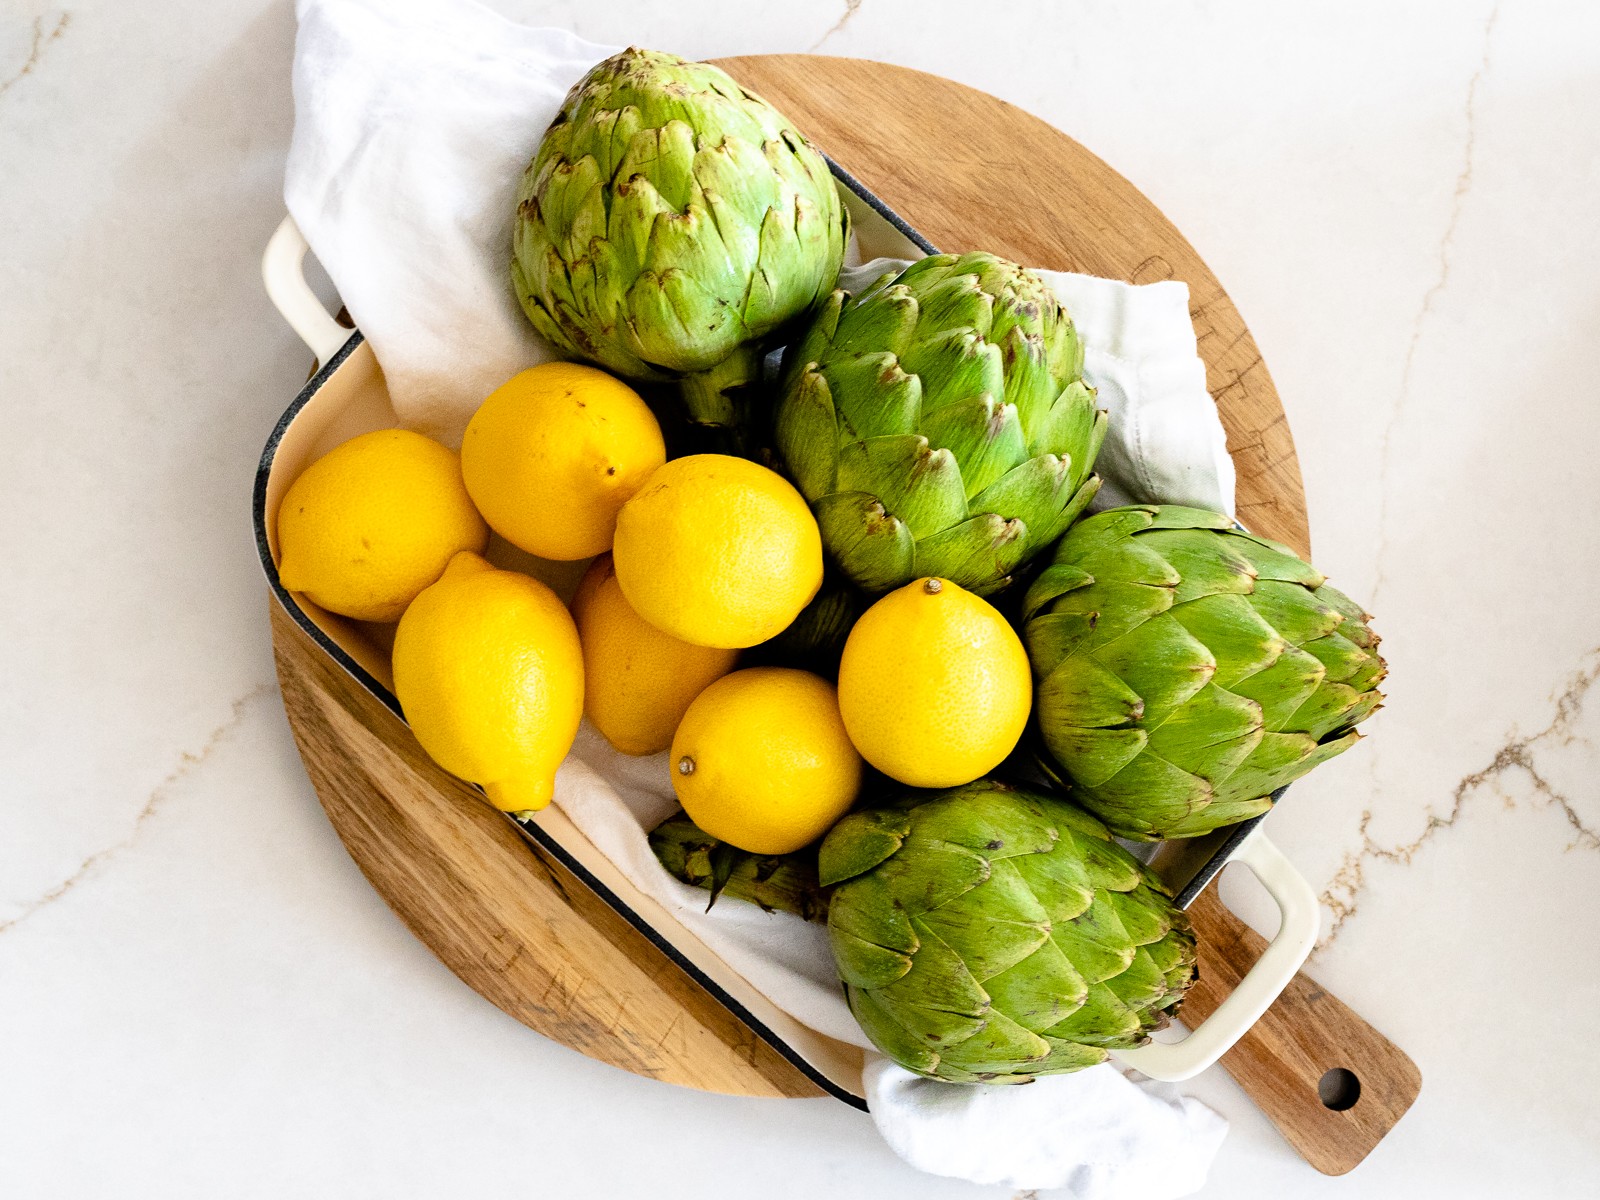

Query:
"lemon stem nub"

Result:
[[483, 776, 554, 812], [923, 578, 942, 594], [677, 756, 696, 776]]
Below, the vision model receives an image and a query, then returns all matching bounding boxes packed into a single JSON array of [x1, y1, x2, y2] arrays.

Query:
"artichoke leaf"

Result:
[[1140, 528, 1259, 605], [1041, 981, 1143, 1048], [1316, 584, 1380, 648], [601, 173, 661, 282], [934, 1007, 1054, 1076], [980, 931, 1089, 1033], [1143, 504, 1236, 533], [900, 329, 1007, 420], [1035, 577, 1176, 656], [773, 370, 840, 499], [616, 118, 699, 213], [1247, 579, 1345, 646], [1052, 826, 1142, 894], [820, 354, 921, 441], [913, 512, 1027, 596], [1166, 592, 1284, 688], [915, 871, 1051, 982], [817, 808, 910, 886], [1300, 629, 1376, 687], [1036, 653, 1146, 730], [847, 986, 941, 1075], [872, 839, 991, 917], [814, 492, 917, 595], [1041, 725, 1149, 791], [829, 872, 918, 955], [830, 925, 915, 991], [1080, 752, 1211, 841], [1284, 680, 1373, 743], [622, 267, 739, 373], [1021, 561, 1095, 622], [1231, 531, 1327, 586], [781, 289, 844, 385], [1096, 885, 1171, 951], [1230, 643, 1324, 731], [871, 925, 991, 1048], [1091, 612, 1216, 725], [1158, 792, 1274, 839], [1144, 682, 1264, 781], [1029, 380, 1103, 471], [917, 395, 1028, 500], [1103, 944, 1171, 1012], [907, 785, 1057, 858], [832, 284, 919, 359], [836, 436, 968, 542], [995, 323, 1058, 433], [904, 272, 994, 339], [1031, 1038, 1111, 1075]]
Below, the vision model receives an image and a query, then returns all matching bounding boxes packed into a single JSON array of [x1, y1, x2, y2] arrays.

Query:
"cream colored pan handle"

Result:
[[262, 215, 353, 369], [1111, 829, 1318, 1082]]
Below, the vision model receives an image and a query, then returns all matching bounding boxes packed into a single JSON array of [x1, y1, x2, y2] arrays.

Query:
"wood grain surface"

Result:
[[272, 598, 823, 1098], [267, 54, 1414, 1173], [1181, 890, 1423, 1174]]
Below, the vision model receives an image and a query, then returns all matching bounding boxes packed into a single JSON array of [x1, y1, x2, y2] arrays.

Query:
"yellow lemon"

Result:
[[613, 454, 823, 649], [837, 577, 1032, 788], [571, 554, 739, 756], [276, 428, 487, 622], [670, 667, 861, 855], [460, 362, 665, 560], [392, 551, 583, 813]]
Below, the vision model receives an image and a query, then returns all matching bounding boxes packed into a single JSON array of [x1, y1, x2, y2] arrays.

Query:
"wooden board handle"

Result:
[[1182, 890, 1422, 1175]]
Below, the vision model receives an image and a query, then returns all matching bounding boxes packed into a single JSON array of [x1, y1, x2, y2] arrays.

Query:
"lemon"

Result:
[[391, 551, 583, 813], [571, 554, 739, 756], [460, 362, 665, 561], [670, 667, 862, 855], [612, 454, 823, 649], [837, 577, 1032, 788], [276, 428, 487, 622]]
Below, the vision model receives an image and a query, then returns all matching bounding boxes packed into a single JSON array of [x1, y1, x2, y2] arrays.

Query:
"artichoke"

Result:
[[650, 810, 828, 920], [741, 576, 867, 679], [774, 252, 1106, 596], [1023, 505, 1386, 840], [513, 49, 848, 434], [820, 780, 1195, 1084]]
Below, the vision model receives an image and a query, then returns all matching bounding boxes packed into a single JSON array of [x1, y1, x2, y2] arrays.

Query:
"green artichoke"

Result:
[[820, 780, 1195, 1084], [774, 252, 1106, 596], [1023, 505, 1386, 840], [650, 810, 828, 920], [513, 49, 848, 434], [741, 576, 867, 679]]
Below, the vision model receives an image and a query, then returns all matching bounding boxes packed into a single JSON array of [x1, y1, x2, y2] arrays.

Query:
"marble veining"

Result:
[[1320, 650, 1600, 950], [0, 685, 273, 938], [0, 11, 67, 100], [809, 0, 863, 53], [1367, 1, 1495, 613]]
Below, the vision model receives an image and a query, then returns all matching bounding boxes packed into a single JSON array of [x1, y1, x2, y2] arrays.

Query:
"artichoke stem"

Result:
[[678, 345, 764, 432]]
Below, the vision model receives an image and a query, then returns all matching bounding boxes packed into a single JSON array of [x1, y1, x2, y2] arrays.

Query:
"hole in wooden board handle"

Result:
[[1318, 1066, 1362, 1111]]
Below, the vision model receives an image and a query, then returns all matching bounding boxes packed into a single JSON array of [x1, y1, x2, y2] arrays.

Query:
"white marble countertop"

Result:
[[5, 0, 1598, 1195]]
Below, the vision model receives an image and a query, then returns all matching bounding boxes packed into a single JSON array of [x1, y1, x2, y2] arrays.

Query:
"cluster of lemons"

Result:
[[276, 363, 1031, 855]]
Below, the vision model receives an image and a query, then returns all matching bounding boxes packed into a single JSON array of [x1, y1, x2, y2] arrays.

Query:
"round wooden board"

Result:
[[270, 55, 1357, 1116]]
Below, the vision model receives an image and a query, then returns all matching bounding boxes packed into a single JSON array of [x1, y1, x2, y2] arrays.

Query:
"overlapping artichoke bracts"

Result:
[[1023, 505, 1386, 840], [650, 811, 828, 922], [820, 781, 1195, 1084], [775, 253, 1107, 596], [513, 49, 848, 431]]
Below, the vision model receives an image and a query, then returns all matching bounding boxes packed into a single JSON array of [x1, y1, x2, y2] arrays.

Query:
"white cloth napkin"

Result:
[[286, 0, 1234, 1193]]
